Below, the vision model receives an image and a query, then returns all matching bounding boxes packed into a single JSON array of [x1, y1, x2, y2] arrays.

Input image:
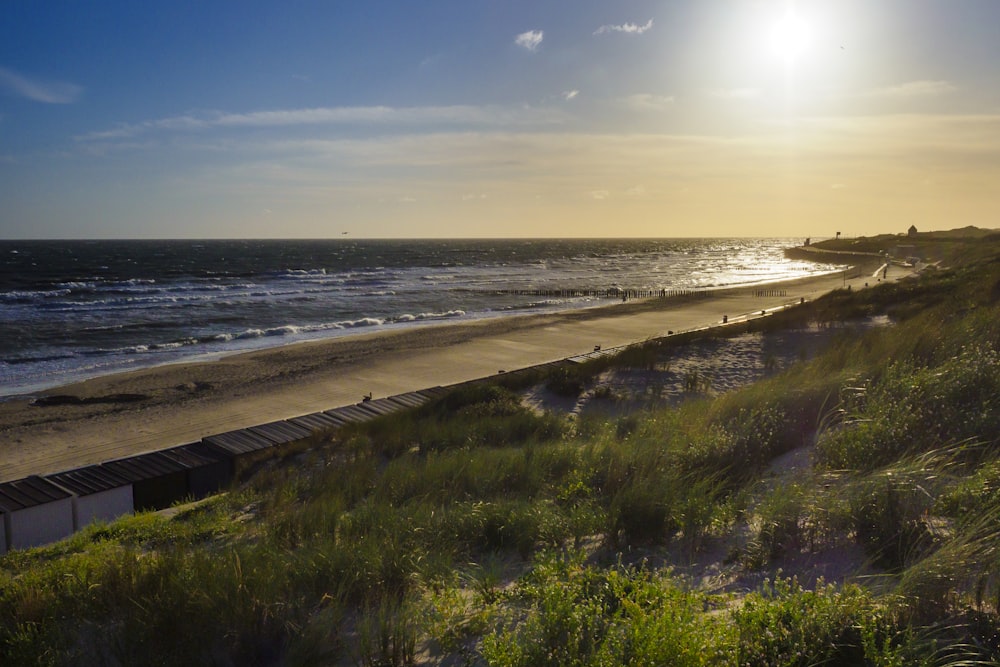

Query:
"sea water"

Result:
[[0, 238, 842, 397]]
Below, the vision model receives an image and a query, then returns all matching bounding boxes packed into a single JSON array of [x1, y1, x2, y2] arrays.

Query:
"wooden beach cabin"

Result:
[[159, 442, 233, 499], [248, 419, 313, 447], [384, 390, 435, 410], [326, 404, 381, 424], [46, 464, 133, 531], [356, 390, 438, 417], [353, 397, 399, 417], [101, 451, 190, 512], [202, 419, 314, 476], [0, 476, 75, 551], [201, 426, 275, 475], [287, 409, 349, 433]]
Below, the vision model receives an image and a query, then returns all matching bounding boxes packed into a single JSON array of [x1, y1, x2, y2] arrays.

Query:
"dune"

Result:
[[0, 264, 898, 482]]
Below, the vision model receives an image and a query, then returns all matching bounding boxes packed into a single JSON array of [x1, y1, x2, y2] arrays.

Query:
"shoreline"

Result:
[[1, 266, 850, 401], [0, 262, 890, 482]]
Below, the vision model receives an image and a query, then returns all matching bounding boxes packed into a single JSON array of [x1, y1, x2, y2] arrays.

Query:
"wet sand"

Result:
[[0, 265, 891, 482]]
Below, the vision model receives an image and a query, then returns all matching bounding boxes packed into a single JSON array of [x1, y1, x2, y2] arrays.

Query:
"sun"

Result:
[[769, 13, 811, 64]]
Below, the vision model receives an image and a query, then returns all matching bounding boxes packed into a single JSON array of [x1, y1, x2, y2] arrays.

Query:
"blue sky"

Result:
[[2, 1, 999, 239]]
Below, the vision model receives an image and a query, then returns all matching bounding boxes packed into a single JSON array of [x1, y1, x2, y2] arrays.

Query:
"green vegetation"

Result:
[[808, 225, 1000, 265], [5, 240, 1000, 664]]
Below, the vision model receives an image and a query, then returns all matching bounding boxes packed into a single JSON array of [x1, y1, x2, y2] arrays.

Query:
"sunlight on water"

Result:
[[0, 238, 842, 397]]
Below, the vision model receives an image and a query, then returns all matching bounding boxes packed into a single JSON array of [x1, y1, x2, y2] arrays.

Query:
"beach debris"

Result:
[[175, 381, 214, 393], [30, 393, 149, 407]]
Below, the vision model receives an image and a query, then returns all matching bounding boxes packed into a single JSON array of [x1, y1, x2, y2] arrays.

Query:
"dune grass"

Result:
[[4, 242, 1000, 664]]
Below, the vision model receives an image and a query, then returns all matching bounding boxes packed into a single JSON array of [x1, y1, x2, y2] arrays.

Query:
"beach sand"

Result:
[[0, 264, 896, 482]]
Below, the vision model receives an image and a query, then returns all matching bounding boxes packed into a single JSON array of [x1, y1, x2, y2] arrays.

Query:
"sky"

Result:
[[1, 1, 999, 239]]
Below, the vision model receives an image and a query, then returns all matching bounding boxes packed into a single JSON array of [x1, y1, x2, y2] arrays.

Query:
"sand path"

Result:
[[0, 265, 893, 482]]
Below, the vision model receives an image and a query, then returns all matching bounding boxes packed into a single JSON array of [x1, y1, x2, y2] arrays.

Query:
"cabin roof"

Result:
[[247, 420, 312, 445], [46, 464, 131, 497], [288, 411, 346, 432], [159, 442, 226, 469], [101, 451, 188, 483], [0, 475, 72, 512], [202, 428, 275, 456], [326, 404, 379, 423], [384, 392, 430, 409]]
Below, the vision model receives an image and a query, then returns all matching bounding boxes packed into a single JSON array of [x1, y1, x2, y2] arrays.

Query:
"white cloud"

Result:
[[419, 53, 444, 69], [594, 19, 653, 36], [710, 88, 761, 100], [563, 90, 579, 101], [515, 30, 544, 52], [76, 104, 570, 143], [131, 115, 1000, 236], [622, 93, 676, 112], [216, 107, 397, 127], [875, 80, 956, 98], [78, 140, 158, 156], [0, 66, 82, 104]]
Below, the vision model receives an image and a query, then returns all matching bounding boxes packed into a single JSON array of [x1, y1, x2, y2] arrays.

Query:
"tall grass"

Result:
[[481, 551, 722, 666], [5, 242, 1000, 663], [356, 383, 568, 456], [733, 577, 923, 666], [817, 344, 1000, 472]]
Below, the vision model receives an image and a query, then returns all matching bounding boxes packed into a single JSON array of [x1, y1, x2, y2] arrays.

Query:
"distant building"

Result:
[[908, 225, 918, 237]]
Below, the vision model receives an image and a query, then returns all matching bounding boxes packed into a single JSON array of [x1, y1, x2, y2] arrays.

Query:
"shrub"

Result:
[[441, 500, 557, 558], [605, 476, 677, 548], [935, 457, 1000, 524], [817, 346, 1000, 471], [545, 365, 590, 397], [481, 552, 716, 666], [733, 577, 919, 666], [680, 406, 788, 484], [356, 596, 418, 667], [744, 483, 810, 569], [849, 475, 937, 571], [676, 476, 727, 559]]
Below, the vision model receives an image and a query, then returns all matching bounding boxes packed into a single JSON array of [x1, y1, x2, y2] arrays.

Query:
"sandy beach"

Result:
[[0, 264, 893, 482]]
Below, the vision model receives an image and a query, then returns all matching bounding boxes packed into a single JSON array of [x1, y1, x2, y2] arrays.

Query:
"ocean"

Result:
[[0, 238, 842, 398]]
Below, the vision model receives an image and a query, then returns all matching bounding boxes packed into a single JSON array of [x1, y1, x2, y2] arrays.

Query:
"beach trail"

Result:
[[0, 266, 897, 482]]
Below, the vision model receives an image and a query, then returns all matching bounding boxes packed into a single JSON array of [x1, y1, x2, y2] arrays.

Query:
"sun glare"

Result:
[[769, 13, 811, 64]]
